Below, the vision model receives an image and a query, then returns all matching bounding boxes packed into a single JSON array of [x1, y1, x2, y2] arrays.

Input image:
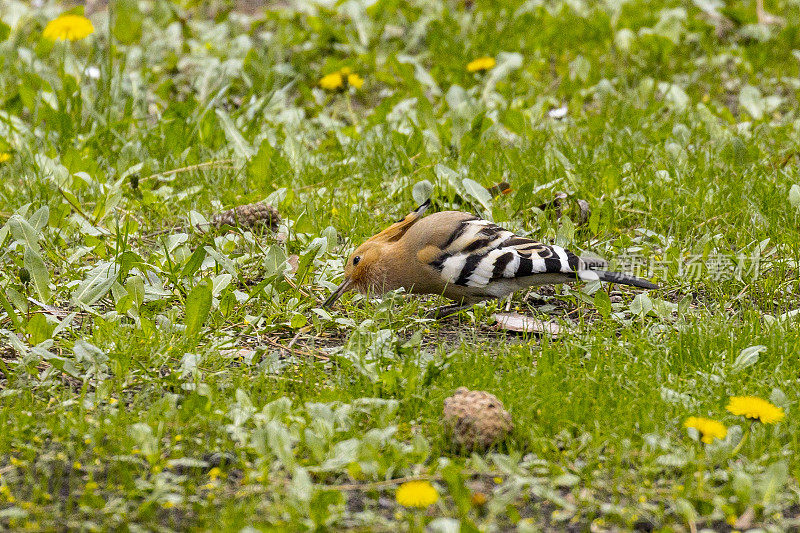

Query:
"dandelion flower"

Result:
[[395, 480, 439, 508], [319, 68, 364, 91], [0, 153, 11, 164], [319, 72, 344, 91], [347, 73, 364, 89], [467, 56, 496, 73], [43, 14, 95, 41], [726, 396, 785, 424], [684, 416, 727, 444]]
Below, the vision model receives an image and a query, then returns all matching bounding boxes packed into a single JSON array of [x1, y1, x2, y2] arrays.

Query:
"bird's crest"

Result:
[[366, 199, 430, 243]]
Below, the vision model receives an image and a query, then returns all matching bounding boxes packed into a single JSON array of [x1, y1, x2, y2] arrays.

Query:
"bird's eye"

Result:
[[352, 256, 361, 266]]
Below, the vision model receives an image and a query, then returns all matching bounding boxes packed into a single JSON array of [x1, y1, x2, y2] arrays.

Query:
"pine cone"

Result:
[[443, 387, 513, 451], [210, 202, 280, 231]]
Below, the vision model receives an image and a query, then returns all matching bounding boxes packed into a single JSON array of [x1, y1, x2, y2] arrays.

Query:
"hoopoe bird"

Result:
[[323, 200, 657, 313]]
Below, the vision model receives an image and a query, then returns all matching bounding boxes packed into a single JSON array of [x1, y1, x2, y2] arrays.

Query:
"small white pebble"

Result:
[[548, 105, 568, 119]]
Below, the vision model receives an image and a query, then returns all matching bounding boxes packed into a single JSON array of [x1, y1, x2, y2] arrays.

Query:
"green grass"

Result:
[[1, 0, 800, 530]]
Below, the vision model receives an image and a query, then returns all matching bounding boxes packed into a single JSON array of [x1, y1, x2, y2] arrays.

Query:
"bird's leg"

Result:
[[426, 303, 475, 319], [756, 0, 784, 25]]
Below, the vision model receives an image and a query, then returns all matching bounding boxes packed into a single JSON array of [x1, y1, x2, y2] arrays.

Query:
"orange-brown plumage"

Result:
[[322, 200, 657, 309]]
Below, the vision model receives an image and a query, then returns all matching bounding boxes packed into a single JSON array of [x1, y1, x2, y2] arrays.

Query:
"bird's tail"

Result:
[[594, 270, 658, 290]]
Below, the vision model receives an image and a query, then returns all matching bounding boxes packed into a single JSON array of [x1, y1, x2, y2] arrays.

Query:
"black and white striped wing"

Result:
[[428, 218, 584, 293]]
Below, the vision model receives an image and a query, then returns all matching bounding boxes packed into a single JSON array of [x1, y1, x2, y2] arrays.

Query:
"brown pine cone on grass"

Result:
[[443, 387, 513, 451], [209, 202, 280, 232]]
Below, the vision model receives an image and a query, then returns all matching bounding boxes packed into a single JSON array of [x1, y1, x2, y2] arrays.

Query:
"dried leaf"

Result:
[[493, 312, 564, 337]]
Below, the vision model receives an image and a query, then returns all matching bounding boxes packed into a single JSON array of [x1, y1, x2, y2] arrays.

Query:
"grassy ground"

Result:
[[1, 0, 800, 530]]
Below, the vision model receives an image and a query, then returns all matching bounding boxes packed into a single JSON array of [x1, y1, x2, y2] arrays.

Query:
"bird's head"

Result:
[[322, 200, 430, 308], [324, 242, 384, 304]]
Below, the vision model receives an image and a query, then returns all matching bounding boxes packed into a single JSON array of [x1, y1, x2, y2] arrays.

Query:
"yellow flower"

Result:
[[467, 56, 496, 73], [684, 416, 727, 444], [0, 153, 11, 163], [347, 73, 364, 89], [0, 484, 14, 503], [319, 68, 364, 91], [319, 72, 344, 91], [43, 14, 95, 41], [726, 396, 785, 424], [395, 480, 439, 508]]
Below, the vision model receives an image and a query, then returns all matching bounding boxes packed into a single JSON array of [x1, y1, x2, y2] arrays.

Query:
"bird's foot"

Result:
[[425, 304, 474, 319]]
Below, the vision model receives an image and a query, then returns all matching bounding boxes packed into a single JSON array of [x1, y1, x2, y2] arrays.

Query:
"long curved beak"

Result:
[[322, 278, 353, 309]]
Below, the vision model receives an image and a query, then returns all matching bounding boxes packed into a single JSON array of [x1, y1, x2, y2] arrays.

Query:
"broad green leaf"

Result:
[[733, 345, 765, 370], [211, 273, 232, 297], [789, 184, 800, 209], [614, 28, 635, 51], [112, 0, 143, 44], [8, 215, 40, 249], [0, 290, 22, 329], [629, 294, 653, 317], [659, 82, 689, 111], [770, 387, 787, 407], [290, 313, 307, 329], [28, 205, 49, 231], [27, 313, 53, 345], [554, 473, 580, 488], [739, 85, 764, 120], [204, 246, 237, 276], [594, 290, 612, 319], [650, 7, 686, 43], [184, 279, 213, 342], [125, 276, 145, 307], [309, 489, 344, 527], [435, 163, 461, 193], [129, 422, 157, 457], [483, 52, 523, 97], [732, 470, 753, 505], [759, 461, 788, 505], [569, 55, 591, 82], [262, 245, 288, 278], [51, 311, 78, 338], [72, 262, 119, 305], [73, 339, 108, 366], [216, 109, 254, 159], [247, 139, 274, 182], [321, 226, 338, 249], [24, 245, 51, 303], [266, 420, 295, 468], [0, 222, 9, 249], [462, 178, 492, 213], [290, 466, 312, 502], [181, 246, 208, 278], [412, 180, 433, 205]]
